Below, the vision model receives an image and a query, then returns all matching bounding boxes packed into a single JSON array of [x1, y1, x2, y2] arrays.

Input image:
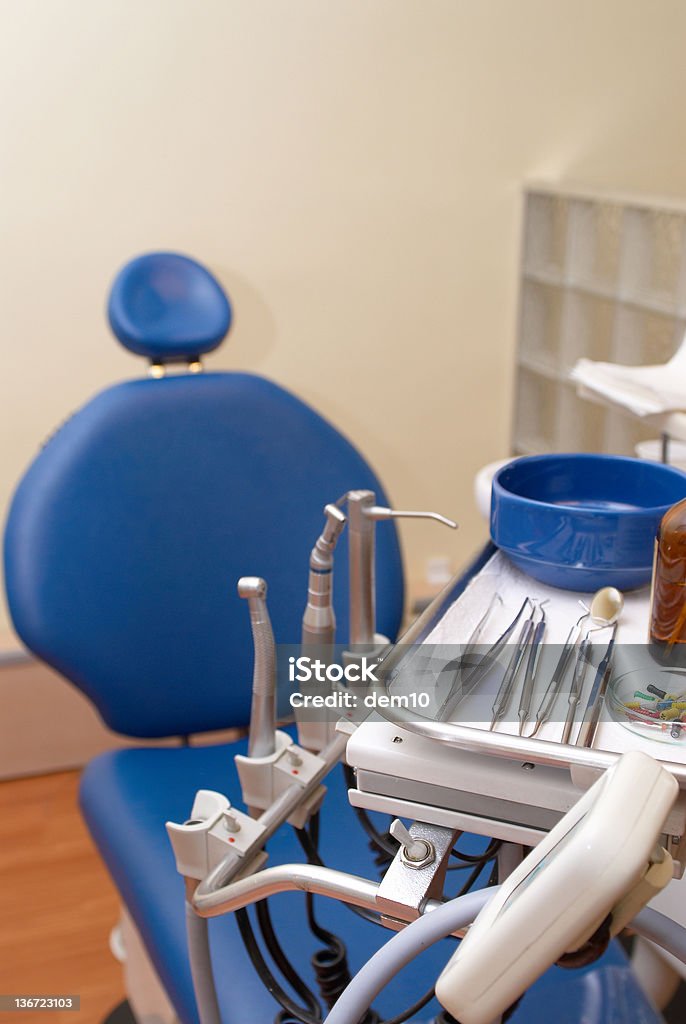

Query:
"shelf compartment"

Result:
[[560, 290, 617, 374], [568, 198, 623, 292], [519, 279, 565, 373], [620, 207, 686, 311], [612, 304, 684, 367], [522, 192, 569, 278]]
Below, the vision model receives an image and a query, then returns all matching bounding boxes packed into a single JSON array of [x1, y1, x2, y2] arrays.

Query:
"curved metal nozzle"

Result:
[[363, 506, 458, 529], [238, 576, 276, 758]]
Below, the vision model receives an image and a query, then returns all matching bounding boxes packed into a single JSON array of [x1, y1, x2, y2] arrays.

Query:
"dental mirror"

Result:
[[589, 586, 624, 626]]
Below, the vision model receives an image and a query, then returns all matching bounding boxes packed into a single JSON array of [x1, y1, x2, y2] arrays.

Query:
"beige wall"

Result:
[[3, 1, 686, 633]]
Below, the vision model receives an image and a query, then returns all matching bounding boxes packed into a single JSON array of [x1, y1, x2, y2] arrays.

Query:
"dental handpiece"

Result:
[[301, 504, 347, 654], [238, 576, 277, 759]]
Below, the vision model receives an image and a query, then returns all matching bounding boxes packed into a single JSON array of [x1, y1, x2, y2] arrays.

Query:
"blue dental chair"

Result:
[[4, 253, 664, 1024]]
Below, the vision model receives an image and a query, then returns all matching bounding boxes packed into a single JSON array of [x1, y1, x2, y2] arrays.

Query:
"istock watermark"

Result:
[[287, 654, 431, 712], [288, 655, 380, 684]]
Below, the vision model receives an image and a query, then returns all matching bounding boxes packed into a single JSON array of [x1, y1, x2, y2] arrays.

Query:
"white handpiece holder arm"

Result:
[[166, 790, 267, 881], [435, 750, 680, 1024]]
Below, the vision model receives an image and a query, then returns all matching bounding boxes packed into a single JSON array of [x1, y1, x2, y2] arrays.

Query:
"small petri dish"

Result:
[[608, 667, 686, 745]]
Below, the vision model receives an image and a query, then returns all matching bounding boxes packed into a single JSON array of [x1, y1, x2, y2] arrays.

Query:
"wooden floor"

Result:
[[0, 771, 123, 1024]]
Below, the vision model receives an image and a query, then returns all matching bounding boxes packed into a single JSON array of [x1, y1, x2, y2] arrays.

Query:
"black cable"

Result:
[[255, 899, 322, 1019], [343, 763, 399, 862], [453, 841, 502, 900], [376, 985, 436, 1024], [297, 814, 380, 1023], [299, 815, 440, 1024], [294, 822, 386, 929], [450, 835, 503, 864], [235, 906, 322, 1024]]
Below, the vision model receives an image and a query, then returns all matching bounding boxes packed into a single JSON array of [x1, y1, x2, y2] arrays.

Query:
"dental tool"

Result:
[[298, 504, 347, 751], [576, 622, 619, 749], [517, 604, 547, 736], [341, 490, 458, 651], [489, 609, 537, 731], [436, 592, 502, 718], [301, 504, 347, 653], [561, 631, 592, 745], [238, 576, 277, 759], [439, 598, 532, 722], [461, 592, 503, 670], [529, 611, 588, 739], [588, 586, 624, 626]]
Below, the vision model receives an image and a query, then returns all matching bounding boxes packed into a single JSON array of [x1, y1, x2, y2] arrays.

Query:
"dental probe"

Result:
[[576, 622, 618, 749], [561, 631, 592, 745], [529, 611, 588, 739], [517, 604, 547, 735], [489, 609, 537, 730], [238, 577, 277, 758]]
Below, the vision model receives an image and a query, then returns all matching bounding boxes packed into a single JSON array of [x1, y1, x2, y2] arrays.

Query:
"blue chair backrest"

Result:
[[3, 255, 404, 739]]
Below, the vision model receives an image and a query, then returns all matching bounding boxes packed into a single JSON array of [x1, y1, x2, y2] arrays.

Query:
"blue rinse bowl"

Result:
[[490, 454, 686, 591]]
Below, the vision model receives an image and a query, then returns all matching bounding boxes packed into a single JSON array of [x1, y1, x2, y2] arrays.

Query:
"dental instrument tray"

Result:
[[346, 547, 686, 873]]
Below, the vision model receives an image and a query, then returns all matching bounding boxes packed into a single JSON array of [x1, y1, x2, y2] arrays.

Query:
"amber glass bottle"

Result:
[[650, 497, 686, 659]]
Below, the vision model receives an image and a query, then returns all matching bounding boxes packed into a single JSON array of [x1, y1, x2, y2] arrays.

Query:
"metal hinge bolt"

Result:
[[390, 819, 435, 867]]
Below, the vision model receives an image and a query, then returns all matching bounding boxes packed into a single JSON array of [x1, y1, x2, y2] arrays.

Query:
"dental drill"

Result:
[[302, 504, 347, 653], [297, 505, 347, 752], [238, 576, 277, 759]]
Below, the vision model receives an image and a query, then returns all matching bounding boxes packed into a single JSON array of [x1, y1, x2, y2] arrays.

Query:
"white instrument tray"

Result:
[[414, 550, 686, 781]]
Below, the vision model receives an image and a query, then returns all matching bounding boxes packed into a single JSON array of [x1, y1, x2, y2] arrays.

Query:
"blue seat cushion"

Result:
[[80, 738, 663, 1024]]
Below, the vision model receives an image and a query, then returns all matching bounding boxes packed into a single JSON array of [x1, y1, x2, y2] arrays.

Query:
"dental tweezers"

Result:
[[489, 609, 537, 730], [517, 604, 547, 736], [561, 631, 592, 745], [529, 611, 588, 739], [439, 597, 531, 722]]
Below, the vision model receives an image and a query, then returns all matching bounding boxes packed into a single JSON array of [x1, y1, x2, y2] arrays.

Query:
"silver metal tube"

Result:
[[193, 860, 452, 925], [370, 699, 686, 782], [193, 863, 383, 919], [185, 901, 222, 1024], [366, 507, 458, 530], [347, 490, 377, 648], [193, 730, 348, 909]]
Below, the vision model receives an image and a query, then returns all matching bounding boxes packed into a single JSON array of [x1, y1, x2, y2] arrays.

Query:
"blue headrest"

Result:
[[107, 252, 232, 361], [4, 372, 404, 738]]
